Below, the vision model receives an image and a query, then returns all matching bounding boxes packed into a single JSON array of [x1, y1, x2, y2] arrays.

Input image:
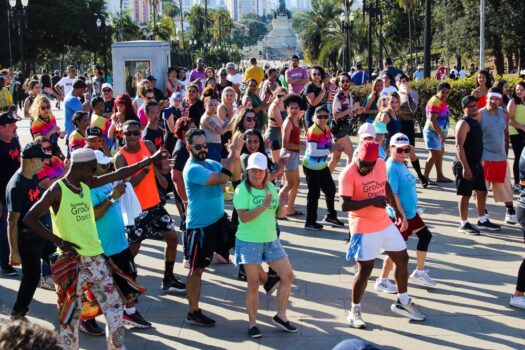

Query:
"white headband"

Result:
[[487, 92, 502, 99]]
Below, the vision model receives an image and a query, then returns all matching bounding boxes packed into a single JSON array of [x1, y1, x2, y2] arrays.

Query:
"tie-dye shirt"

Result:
[[303, 123, 333, 170], [424, 95, 450, 132], [37, 156, 65, 183], [31, 115, 57, 137], [68, 129, 86, 152], [90, 113, 111, 143]]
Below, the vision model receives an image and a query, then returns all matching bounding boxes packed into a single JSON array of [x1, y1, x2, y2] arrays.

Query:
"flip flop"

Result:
[[287, 210, 304, 217]]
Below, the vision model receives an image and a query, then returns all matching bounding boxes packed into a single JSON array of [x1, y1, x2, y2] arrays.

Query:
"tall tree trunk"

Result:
[[408, 9, 413, 65], [506, 49, 513, 74], [456, 55, 461, 71], [519, 46, 525, 71], [179, 0, 184, 48], [492, 34, 504, 75]]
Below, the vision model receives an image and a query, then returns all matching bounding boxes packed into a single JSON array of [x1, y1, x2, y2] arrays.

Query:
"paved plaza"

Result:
[[1, 109, 524, 350]]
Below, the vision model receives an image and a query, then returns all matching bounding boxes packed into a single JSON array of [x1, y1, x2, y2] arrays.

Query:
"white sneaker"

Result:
[[409, 270, 437, 288], [505, 212, 517, 225], [374, 278, 397, 294], [510, 295, 525, 309], [347, 306, 366, 329], [391, 298, 426, 321]]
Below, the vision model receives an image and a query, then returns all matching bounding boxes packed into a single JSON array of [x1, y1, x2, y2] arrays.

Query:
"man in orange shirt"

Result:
[[339, 141, 425, 329], [115, 120, 185, 293]]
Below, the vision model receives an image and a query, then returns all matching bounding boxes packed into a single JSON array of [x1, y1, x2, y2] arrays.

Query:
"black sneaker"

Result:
[[323, 216, 345, 227], [476, 219, 501, 232], [263, 275, 280, 295], [123, 311, 152, 329], [80, 319, 105, 336], [1, 266, 18, 276], [161, 276, 186, 293], [248, 325, 262, 338], [458, 222, 480, 235], [304, 222, 323, 231], [272, 314, 298, 333], [186, 309, 216, 327]]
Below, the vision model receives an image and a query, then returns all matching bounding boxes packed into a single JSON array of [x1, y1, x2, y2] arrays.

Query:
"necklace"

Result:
[[63, 178, 83, 198]]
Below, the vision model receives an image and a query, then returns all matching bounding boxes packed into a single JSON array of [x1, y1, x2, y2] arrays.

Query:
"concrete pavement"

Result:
[[1, 107, 524, 349]]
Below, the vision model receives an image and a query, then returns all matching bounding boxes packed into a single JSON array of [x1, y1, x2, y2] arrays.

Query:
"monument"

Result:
[[259, 1, 301, 60]]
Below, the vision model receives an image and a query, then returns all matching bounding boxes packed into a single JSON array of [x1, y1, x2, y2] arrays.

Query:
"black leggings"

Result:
[[303, 166, 337, 224], [515, 205, 525, 292], [510, 134, 525, 184]]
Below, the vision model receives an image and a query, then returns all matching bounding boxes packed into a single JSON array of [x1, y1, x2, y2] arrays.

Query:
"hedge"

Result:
[[348, 74, 523, 133]]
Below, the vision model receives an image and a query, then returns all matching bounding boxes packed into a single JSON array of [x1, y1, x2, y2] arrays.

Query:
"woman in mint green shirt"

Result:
[[233, 152, 297, 338]]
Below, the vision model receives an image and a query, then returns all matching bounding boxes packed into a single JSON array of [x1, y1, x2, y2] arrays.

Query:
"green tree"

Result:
[[211, 9, 232, 44], [238, 19, 268, 46]]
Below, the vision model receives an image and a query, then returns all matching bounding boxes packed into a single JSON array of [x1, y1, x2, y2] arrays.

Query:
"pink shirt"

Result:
[[285, 67, 308, 94], [138, 105, 148, 128], [339, 158, 392, 234]]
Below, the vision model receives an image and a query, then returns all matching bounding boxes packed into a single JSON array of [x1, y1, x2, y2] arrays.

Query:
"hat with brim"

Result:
[[0, 112, 19, 125], [22, 142, 53, 160], [246, 152, 268, 171], [94, 150, 113, 165]]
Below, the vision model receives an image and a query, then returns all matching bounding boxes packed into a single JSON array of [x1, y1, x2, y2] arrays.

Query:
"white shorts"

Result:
[[346, 223, 407, 261]]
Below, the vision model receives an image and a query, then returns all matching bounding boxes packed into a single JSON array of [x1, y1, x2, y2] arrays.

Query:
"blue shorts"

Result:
[[423, 129, 447, 150], [207, 142, 222, 162], [235, 238, 287, 265]]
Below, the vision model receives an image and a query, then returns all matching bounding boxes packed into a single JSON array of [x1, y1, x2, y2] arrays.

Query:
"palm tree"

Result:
[[398, 0, 419, 64], [211, 9, 232, 45]]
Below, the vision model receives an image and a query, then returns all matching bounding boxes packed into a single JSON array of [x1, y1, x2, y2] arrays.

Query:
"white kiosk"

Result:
[[111, 40, 171, 97]]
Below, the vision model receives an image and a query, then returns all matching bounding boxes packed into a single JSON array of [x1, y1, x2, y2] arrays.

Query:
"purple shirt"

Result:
[[286, 67, 308, 94], [189, 69, 206, 93]]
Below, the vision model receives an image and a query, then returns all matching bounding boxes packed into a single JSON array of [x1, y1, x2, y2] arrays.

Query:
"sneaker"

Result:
[[161, 276, 186, 293], [263, 275, 280, 295], [458, 222, 480, 235], [512, 184, 521, 193], [186, 309, 216, 327], [123, 311, 152, 329], [476, 219, 501, 231], [1, 266, 18, 276], [390, 298, 426, 321], [182, 259, 190, 269], [40, 276, 55, 290], [248, 325, 262, 338], [505, 212, 517, 225], [272, 314, 298, 333], [347, 306, 366, 329], [304, 222, 323, 231], [510, 295, 525, 309], [323, 216, 345, 227], [80, 319, 105, 336], [374, 278, 397, 293], [238, 269, 247, 281], [409, 270, 437, 287]]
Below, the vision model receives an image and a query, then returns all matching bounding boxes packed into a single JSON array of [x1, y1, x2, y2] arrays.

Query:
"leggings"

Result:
[[515, 205, 525, 292], [510, 134, 525, 184]]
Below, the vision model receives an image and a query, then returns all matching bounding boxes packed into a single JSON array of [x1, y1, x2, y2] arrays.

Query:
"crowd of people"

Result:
[[0, 54, 524, 349]]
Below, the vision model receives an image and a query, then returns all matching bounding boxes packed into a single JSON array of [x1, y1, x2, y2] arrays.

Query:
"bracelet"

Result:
[[106, 195, 116, 203]]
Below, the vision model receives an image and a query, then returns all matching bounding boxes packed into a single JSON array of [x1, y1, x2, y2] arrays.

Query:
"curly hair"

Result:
[[174, 117, 195, 140], [0, 320, 61, 350]]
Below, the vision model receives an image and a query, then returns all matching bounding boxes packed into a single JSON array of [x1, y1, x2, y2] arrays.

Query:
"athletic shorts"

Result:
[[126, 205, 176, 244], [281, 149, 299, 171], [453, 161, 487, 196], [423, 129, 447, 150], [346, 223, 407, 261], [483, 160, 514, 203], [400, 119, 416, 146], [186, 218, 228, 270], [235, 238, 287, 265], [267, 127, 282, 151], [109, 248, 138, 299], [394, 214, 426, 241]]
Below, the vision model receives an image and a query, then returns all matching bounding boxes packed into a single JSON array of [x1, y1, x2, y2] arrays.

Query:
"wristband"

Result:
[[106, 195, 116, 204], [220, 168, 233, 177]]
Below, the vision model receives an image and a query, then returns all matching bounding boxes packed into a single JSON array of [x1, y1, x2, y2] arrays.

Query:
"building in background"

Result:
[[226, 0, 270, 20], [105, 0, 162, 24]]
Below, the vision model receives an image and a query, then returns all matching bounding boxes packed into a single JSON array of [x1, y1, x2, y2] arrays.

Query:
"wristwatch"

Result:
[[106, 195, 116, 204]]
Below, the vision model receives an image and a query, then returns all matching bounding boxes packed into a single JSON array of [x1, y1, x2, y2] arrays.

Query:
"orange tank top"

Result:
[[119, 140, 160, 210]]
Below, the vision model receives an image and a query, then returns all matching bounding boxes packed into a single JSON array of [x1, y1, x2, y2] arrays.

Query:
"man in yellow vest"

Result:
[[24, 147, 167, 350]]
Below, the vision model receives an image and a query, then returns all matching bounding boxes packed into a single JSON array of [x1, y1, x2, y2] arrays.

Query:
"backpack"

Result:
[[298, 85, 309, 111]]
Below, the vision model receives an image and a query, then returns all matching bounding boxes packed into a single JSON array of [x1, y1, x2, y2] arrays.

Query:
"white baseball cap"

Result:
[[94, 150, 113, 165], [389, 133, 411, 147], [358, 123, 376, 140], [246, 152, 267, 171], [101, 83, 113, 90], [71, 148, 96, 164]]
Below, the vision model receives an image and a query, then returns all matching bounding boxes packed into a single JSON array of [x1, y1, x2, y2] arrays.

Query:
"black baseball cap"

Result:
[[22, 142, 52, 159], [0, 112, 18, 125], [314, 104, 330, 115], [87, 126, 103, 139], [147, 75, 157, 81], [461, 95, 478, 109]]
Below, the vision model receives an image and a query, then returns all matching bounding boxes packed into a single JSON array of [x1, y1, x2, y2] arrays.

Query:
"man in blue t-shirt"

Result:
[[64, 79, 90, 139], [351, 63, 369, 86], [182, 128, 243, 327]]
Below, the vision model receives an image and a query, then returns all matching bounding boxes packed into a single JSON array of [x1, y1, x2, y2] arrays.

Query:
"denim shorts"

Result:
[[423, 129, 447, 150], [235, 238, 287, 265]]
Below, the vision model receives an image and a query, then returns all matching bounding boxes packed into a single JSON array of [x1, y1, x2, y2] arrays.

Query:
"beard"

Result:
[[197, 151, 207, 161]]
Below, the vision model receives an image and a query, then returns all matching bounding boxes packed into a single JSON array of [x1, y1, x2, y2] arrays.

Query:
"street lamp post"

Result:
[[96, 17, 111, 77], [339, 13, 348, 72], [9, 0, 29, 75], [339, 0, 353, 73], [479, 0, 485, 70]]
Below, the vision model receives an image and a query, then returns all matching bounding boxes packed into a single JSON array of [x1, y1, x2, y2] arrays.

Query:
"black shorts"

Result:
[[109, 248, 138, 299], [126, 205, 176, 244], [400, 119, 416, 146], [453, 161, 487, 196], [186, 217, 233, 271]]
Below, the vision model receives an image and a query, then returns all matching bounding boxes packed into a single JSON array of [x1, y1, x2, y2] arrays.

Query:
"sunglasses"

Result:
[[246, 139, 259, 144], [124, 130, 141, 137], [220, 74, 227, 76], [359, 160, 376, 168], [145, 96, 154, 100], [41, 106, 51, 110], [340, 80, 350, 83], [43, 146, 52, 152], [248, 85, 257, 88], [277, 94, 285, 98], [245, 117, 256, 122], [191, 143, 208, 150], [316, 114, 329, 119], [312, 73, 321, 76], [103, 89, 112, 92], [395, 147, 411, 154]]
